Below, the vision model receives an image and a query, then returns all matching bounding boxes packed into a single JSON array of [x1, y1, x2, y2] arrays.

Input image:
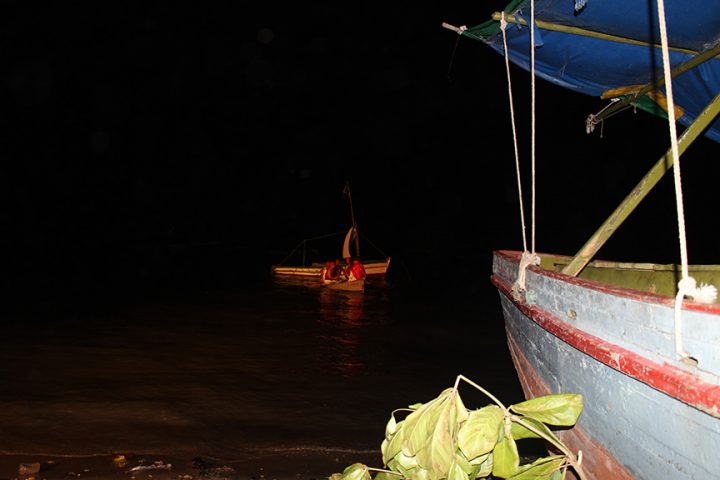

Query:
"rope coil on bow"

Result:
[[674, 278, 717, 363], [513, 251, 541, 299]]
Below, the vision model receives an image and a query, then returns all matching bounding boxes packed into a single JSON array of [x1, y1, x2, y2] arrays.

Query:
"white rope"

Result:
[[656, 0, 717, 362], [503, 7, 541, 296], [530, 0, 537, 256], [674, 278, 717, 361], [501, 13, 528, 254], [657, 0, 686, 277], [513, 250, 541, 297]]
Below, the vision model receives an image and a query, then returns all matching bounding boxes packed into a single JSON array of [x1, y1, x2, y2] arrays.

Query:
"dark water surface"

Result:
[[0, 277, 523, 463]]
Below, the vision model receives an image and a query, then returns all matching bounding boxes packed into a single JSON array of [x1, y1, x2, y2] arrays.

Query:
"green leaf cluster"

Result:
[[331, 381, 584, 480]]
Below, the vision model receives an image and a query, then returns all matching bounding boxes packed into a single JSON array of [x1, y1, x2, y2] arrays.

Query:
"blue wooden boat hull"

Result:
[[492, 250, 720, 479]]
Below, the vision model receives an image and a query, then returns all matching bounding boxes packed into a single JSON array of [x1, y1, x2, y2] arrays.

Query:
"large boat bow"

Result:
[[454, 0, 720, 478]]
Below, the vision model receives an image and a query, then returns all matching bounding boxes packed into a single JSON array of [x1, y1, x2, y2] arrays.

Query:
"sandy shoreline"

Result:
[[0, 450, 382, 480]]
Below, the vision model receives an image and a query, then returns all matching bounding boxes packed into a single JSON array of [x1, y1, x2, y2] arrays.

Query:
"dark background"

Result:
[[5, 1, 719, 312]]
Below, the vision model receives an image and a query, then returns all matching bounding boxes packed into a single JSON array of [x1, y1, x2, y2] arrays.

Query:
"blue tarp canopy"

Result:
[[465, 0, 720, 142]]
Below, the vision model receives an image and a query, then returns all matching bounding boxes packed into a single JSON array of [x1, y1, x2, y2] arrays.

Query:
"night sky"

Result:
[[5, 2, 720, 310]]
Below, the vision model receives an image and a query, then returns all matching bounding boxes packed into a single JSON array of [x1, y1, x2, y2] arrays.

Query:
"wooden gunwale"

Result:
[[499, 250, 720, 314]]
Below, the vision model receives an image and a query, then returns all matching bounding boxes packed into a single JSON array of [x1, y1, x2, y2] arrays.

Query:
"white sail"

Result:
[[342, 227, 356, 259]]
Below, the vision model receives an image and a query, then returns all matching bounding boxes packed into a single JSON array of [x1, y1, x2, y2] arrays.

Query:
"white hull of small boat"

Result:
[[324, 279, 365, 292], [272, 258, 390, 279]]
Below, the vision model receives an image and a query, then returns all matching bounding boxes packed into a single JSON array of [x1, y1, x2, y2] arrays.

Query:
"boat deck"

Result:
[[538, 253, 720, 298]]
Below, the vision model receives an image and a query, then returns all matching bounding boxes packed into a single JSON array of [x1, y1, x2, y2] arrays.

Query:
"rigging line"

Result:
[[275, 231, 346, 266], [657, 0, 692, 359], [587, 104, 634, 137], [586, 98, 624, 133], [530, 0, 537, 255], [276, 240, 305, 267], [446, 35, 461, 81], [656, 0, 717, 363], [443, 24, 466, 82], [657, 0, 686, 278], [598, 104, 633, 122], [359, 232, 390, 259], [503, 12, 540, 297], [501, 12, 528, 253], [303, 231, 346, 242]]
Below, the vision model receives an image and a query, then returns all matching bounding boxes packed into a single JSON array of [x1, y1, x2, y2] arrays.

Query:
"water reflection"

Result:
[[318, 288, 367, 376], [269, 276, 380, 376], [318, 288, 364, 324], [0, 276, 522, 461]]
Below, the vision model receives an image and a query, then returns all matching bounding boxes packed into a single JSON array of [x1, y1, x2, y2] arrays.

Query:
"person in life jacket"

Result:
[[348, 258, 367, 281], [341, 257, 352, 280], [320, 260, 336, 284]]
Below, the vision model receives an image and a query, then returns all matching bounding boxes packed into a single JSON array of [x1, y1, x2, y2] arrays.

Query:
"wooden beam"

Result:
[[490, 12, 697, 55], [562, 90, 720, 277], [487, 12, 720, 125], [592, 41, 720, 124]]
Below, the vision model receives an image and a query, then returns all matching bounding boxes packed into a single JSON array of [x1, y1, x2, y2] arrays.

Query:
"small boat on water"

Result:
[[272, 259, 390, 279], [449, 1, 720, 478], [272, 183, 391, 282], [325, 277, 365, 292], [271, 226, 391, 280]]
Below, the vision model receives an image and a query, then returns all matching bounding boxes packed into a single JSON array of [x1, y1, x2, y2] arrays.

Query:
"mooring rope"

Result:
[[501, 13, 528, 255], [501, 10, 540, 296], [530, 0, 537, 257], [441, 18, 540, 293], [656, 0, 717, 362]]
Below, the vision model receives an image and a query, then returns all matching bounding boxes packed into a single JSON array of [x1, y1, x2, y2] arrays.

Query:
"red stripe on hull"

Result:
[[492, 273, 720, 418], [506, 332, 635, 480]]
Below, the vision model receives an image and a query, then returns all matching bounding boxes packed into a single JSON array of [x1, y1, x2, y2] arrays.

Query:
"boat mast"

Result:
[[344, 181, 360, 257]]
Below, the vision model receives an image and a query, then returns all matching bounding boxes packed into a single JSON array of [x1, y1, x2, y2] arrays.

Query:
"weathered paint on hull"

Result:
[[492, 250, 720, 480], [505, 330, 635, 479], [325, 279, 364, 292], [272, 258, 391, 279]]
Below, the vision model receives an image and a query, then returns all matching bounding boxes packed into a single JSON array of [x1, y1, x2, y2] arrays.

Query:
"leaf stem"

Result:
[[510, 415, 588, 480], [366, 468, 404, 477], [391, 408, 415, 415], [454, 374, 508, 411]]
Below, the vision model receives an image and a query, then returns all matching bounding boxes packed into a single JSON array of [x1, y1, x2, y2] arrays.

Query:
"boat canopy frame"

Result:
[[562, 89, 720, 276], [587, 41, 720, 130], [459, 0, 720, 275]]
